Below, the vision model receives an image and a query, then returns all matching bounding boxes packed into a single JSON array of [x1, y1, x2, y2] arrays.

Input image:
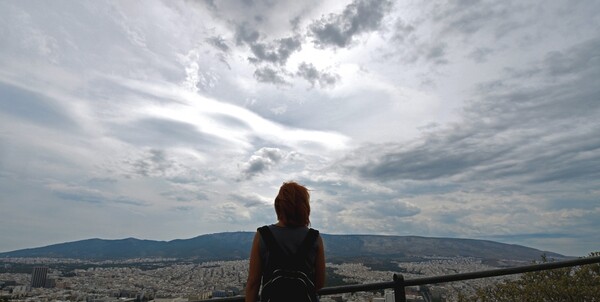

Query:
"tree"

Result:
[[458, 253, 600, 302]]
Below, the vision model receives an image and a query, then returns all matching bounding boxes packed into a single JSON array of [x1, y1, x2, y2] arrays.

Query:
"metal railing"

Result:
[[197, 255, 600, 302]]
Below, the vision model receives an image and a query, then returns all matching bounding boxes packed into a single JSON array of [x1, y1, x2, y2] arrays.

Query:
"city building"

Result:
[[31, 266, 49, 288]]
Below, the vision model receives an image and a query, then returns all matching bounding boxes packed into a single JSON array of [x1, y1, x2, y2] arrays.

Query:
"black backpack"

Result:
[[258, 226, 319, 302]]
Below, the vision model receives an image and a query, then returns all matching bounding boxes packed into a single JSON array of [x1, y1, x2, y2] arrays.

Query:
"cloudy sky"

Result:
[[1, 0, 599, 256]]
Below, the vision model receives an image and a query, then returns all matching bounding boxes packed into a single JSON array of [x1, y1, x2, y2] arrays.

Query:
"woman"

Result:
[[245, 181, 326, 302]]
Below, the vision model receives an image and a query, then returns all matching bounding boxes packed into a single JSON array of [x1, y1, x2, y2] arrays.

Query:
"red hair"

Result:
[[274, 181, 310, 227]]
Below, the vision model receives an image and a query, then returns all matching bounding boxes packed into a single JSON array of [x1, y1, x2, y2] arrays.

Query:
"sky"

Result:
[[0, 0, 599, 257]]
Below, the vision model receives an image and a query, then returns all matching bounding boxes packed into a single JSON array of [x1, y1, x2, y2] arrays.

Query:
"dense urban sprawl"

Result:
[[0, 257, 519, 302]]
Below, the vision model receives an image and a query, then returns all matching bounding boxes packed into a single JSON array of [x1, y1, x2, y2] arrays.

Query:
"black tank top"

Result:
[[259, 224, 319, 272]]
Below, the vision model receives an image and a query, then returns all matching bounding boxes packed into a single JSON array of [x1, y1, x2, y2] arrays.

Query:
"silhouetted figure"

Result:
[[246, 181, 326, 302]]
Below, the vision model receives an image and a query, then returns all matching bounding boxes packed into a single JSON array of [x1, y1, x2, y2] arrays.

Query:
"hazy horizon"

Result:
[[1, 231, 570, 259], [0, 229, 580, 257], [1, 1, 599, 256]]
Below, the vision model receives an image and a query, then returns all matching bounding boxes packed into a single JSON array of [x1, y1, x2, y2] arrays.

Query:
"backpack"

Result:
[[258, 226, 320, 302]]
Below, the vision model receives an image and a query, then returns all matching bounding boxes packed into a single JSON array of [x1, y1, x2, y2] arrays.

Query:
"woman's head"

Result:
[[274, 181, 310, 227]]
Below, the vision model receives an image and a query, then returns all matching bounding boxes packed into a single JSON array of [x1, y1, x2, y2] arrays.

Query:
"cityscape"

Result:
[[0, 256, 523, 302]]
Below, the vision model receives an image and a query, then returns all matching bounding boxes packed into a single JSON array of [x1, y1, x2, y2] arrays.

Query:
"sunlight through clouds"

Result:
[[0, 0, 599, 256]]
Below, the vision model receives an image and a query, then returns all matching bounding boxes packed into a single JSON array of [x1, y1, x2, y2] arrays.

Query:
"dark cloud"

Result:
[[129, 149, 174, 177], [235, 23, 260, 46], [253, 66, 289, 85], [233, 22, 304, 85], [347, 37, 600, 188], [390, 18, 416, 43], [207, 36, 230, 52], [201, 0, 217, 10], [354, 135, 510, 181], [54, 191, 104, 204], [247, 36, 302, 65], [242, 147, 285, 179], [52, 185, 146, 206], [386, 2, 532, 66], [372, 200, 421, 218], [122, 148, 210, 182], [172, 206, 194, 211], [235, 23, 302, 66], [432, 1, 513, 36], [385, 17, 450, 66], [472, 38, 600, 123], [425, 42, 448, 65], [524, 134, 600, 184], [310, 0, 392, 48], [296, 62, 339, 88], [543, 39, 600, 77]]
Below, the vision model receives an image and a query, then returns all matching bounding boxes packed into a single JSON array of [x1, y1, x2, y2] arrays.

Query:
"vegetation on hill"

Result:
[[0, 233, 565, 262], [457, 252, 600, 302]]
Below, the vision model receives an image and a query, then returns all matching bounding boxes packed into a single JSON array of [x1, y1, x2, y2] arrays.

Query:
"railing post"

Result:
[[393, 273, 406, 302]]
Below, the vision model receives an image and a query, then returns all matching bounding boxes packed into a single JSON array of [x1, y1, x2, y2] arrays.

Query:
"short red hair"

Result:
[[274, 181, 310, 227]]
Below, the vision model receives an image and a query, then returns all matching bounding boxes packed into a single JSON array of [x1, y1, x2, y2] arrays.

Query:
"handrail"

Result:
[[196, 255, 600, 302]]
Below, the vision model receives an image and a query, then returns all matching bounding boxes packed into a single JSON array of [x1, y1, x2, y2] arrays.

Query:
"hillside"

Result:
[[0, 232, 566, 262]]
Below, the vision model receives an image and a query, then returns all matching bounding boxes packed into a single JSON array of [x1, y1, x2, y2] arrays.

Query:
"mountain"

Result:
[[0, 232, 254, 261], [0, 232, 566, 262]]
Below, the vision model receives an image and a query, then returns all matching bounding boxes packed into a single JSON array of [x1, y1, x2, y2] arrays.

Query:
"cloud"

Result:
[[242, 147, 286, 179], [231, 192, 270, 208], [107, 76, 350, 153], [317, 197, 421, 235], [0, 81, 76, 130], [161, 189, 208, 203], [211, 201, 258, 223], [352, 138, 506, 181], [111, 117, 229, 151], [383, 2, 535, 67], [424, 42, 448, 65], [210, 193, 274, 226], [48, 183, 146, 207], [2, 0, 599, 256], [118, 148, 220, 187], [126, 149, 175, 178], [348, 36, 600, 185], [372, 199, 421, 218], [233, 22, 303, 87], [296, 62, 339, 88], [207, 36, 230, 52], [390, 18, 416, 43], [209, 113, 251, 130], [432, 1, 514, 36], [318, 35, 600, 250], [247, 36, 302, 65], [310, 0, 392, 48], [234, 22, 303, 66], [253, 66, 289, 85], [468, 47, 494, 63]]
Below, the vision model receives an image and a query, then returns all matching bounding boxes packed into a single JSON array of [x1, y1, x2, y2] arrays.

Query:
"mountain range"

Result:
[[0, 232, 567, 262]]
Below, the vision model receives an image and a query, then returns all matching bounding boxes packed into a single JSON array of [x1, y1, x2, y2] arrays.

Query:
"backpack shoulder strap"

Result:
[[257, 225, 285, 256], [293, 228, 319, 260]]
